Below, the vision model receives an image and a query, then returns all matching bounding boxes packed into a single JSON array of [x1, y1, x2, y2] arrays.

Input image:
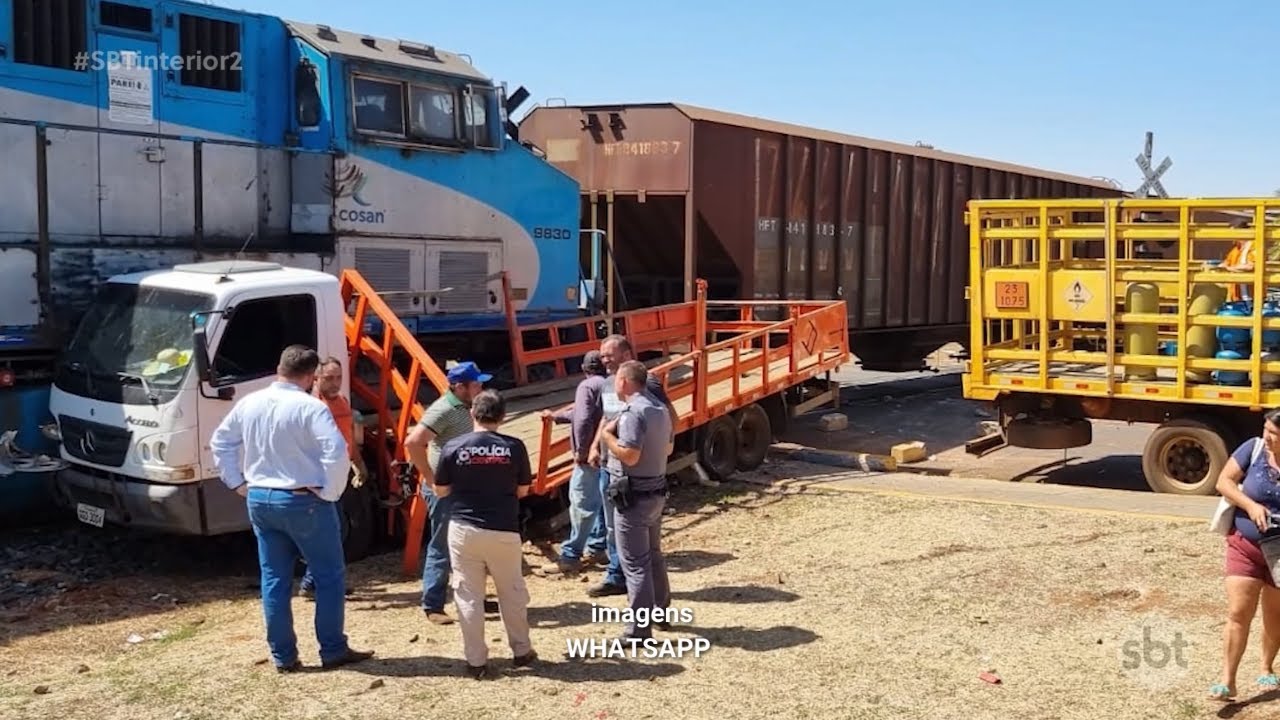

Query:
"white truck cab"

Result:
[[48, 260, 348, 538]]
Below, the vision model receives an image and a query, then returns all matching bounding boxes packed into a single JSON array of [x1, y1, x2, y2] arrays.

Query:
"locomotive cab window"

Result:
[[409, 85, 457, 143], [465, 85, 498, 150], [352, 76, 406, 136], [349, 70, 496, 151], [11, 0, 88, 71]]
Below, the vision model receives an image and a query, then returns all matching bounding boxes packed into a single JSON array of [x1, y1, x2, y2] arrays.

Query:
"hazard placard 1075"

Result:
[[994, 281, 1029, 309]]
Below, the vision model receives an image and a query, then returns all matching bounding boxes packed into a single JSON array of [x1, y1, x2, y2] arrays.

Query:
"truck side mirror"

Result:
[[192, 326, 234, 401], [193, 326, 212, 383]]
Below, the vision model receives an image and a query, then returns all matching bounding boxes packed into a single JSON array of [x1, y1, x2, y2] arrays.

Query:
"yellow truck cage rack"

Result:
[[963, 197, 1280, 495]]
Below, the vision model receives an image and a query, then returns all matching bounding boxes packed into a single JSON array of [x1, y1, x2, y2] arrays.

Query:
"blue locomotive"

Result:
[[0, 0, 587, 520]]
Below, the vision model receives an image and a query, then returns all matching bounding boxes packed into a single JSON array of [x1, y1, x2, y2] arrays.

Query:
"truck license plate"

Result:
[[76, 503, 105, 528]]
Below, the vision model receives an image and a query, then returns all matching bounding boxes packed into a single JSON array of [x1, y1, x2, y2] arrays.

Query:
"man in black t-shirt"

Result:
[[435, 389, 537, 679]]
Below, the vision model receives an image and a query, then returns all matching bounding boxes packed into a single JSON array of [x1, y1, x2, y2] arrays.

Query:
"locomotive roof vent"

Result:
[[398, 40, 440, 61]]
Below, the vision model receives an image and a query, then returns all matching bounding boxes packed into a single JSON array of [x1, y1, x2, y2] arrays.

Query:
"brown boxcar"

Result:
[[517, 102, 1124, 370]]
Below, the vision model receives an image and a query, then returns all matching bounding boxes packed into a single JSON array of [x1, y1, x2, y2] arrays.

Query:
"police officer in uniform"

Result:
[[599, 360, 674, 640]]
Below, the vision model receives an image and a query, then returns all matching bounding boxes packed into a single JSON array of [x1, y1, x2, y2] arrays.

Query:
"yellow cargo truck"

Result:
[[962, 197, 1280, 495]]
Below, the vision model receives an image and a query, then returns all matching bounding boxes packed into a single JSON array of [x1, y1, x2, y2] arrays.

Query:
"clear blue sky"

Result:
[[238, 0, 1278, 197]]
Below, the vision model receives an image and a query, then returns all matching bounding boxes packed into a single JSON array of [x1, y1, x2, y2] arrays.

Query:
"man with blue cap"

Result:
[[404, 360, 491, 625]]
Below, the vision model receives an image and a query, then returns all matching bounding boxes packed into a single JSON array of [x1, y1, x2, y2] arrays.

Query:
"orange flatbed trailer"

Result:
[[339, 271, 850, 577]]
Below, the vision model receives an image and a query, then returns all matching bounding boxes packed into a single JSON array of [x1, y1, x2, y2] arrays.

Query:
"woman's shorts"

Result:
[[1226, 529, 1278, 587]]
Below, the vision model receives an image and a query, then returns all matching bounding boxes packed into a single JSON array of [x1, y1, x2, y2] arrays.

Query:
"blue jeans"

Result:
[[421, 484, 455, 611], [246, 487, 349, 666], [560, 463, 608, 562], [599, 470, 626, 586]]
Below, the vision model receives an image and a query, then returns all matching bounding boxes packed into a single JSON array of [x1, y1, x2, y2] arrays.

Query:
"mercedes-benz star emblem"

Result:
[[79, 430, 97, 457]]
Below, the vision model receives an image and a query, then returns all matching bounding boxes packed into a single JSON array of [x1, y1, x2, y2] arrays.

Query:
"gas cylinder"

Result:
[[1217, 301, 1252, 354], [1260, 351, 1280, 388], [1124, 282, 1159, 380], [1263, 301, 1280, 350], [1214, 350, 1250, 387], [1186, 283, 1227, 382]]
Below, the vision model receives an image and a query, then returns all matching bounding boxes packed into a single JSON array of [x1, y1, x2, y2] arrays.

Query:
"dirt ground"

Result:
[[0, 462, 1271, 720]]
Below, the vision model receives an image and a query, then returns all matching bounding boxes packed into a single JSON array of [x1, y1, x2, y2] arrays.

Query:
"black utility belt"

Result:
[[631, 488, 667, 497], [622, 476, 667, 496]]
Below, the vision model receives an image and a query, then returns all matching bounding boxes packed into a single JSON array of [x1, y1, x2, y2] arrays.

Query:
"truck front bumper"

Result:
[[51, 466, 250, 536]]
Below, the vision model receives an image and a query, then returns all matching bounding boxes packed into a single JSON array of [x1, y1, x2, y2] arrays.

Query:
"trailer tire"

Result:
[[1142, 418, 1230, 496], [699, 415, 740, 480], [735, 404, 772, 471], [339, 478, 378, 561]]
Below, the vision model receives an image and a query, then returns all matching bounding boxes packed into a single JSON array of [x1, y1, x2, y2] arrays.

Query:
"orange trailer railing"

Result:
[[529, 280, 849, 495], [340, 270, 450, 577], [503, 271, 697, 386], [343, 270, 849, 577]]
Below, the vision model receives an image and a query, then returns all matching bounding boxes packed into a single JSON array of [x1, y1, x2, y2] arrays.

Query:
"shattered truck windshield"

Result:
[[55, 283, 213, 404]]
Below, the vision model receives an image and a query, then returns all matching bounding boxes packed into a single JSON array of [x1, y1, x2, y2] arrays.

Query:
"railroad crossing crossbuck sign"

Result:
[[1133, 131, 1172, 199]]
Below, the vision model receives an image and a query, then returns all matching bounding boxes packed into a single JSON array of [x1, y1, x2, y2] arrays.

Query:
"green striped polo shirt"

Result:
[[420, 391, 473, 472]]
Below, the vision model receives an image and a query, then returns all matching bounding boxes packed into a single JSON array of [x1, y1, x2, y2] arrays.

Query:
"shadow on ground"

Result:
[[1003, 455, 1149, 493], [1219, 688, 1280, 718], [345, 652, 687, 682]]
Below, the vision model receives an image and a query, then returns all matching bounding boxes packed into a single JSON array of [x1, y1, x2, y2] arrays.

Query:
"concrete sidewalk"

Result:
[[786, 466, 1220, 523]]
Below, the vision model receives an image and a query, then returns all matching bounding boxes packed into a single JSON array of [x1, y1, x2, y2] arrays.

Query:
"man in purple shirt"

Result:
[[543, 350, 611, 573]]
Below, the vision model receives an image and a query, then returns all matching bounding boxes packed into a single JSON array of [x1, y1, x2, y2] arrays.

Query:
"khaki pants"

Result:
[[447, 521, 531, 667]]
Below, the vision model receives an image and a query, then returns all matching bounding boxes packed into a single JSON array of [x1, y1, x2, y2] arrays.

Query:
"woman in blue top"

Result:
[[1213, 408, 1280, 701]]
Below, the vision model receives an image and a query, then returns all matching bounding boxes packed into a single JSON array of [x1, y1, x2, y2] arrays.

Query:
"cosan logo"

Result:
[[456, 444, 512, 464], [125, 416, 159, 428]]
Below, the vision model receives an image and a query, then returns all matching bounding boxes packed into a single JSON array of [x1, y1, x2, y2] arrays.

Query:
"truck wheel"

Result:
[[699, 415, 740, 480], [735, 404, 772, 471], [340, 480, 378, 561], [1142, 418, 1230, 496]]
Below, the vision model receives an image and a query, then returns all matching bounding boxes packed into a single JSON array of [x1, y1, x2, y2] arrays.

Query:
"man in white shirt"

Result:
[[209, 345, 373, 673]]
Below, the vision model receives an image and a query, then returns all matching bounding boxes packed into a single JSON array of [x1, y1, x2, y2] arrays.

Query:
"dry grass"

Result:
[[0, 463, 1272, 720]]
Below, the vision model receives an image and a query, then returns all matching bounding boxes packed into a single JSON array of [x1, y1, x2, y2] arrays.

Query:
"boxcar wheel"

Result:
[[735, 404, 772, 471], [1142, 418, 1230, 496], [699, 415, 740, 480]]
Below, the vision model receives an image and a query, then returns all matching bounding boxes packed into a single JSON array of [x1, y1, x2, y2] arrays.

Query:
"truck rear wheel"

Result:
[[1142, 418, 1230, 496], [699, 415, 740, 480], [340, 478, 378, 561], [735, 403, 772, 471]]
